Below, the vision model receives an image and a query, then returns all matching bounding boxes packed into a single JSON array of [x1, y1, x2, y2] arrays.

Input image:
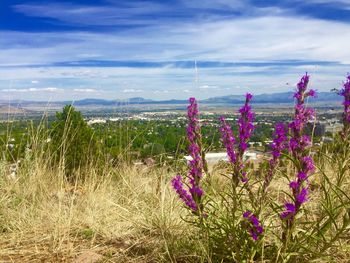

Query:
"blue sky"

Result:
[[1, 0, 350, 101]]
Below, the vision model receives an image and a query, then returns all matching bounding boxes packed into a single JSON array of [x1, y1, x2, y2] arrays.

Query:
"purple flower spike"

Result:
[[243, 211, 252, 218], [186, 98, 205, 198], [264, 123, 287, 191], [339, 75, 350, 137], [289, 181, 298, 189], [296, 187, 308, 204], [237, 93, 255, 182], [280, 203, 296, 219], [280, 73, 316, 224], [172, 98, 205, 213], [243, 210, 264, 241], [219, 93, 255, 184], [172, 175, 197, 212], [219, 116, 237, 164], [238, 94, 255, 152], [301, 156, 315, 173]]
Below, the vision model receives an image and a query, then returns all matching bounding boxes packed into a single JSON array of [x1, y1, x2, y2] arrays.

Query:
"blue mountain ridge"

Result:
[[0, 92, 342, 106]]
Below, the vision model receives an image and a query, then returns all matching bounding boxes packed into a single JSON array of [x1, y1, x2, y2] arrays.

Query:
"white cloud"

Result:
[[0, 62, 348, 100], [2, 3, 350, 99], [199, 85, 219, 90], [2, 15, 350, 66], [180, 0, 246, 11], [44, 87, 62, 92], [153, 90, 170, 94], [73, 88, 98, 93], [2, 87, 63, 93], [123, 89, 143, 93]]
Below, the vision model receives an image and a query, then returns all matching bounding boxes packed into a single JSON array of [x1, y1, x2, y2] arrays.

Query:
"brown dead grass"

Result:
[[0, 162, 186, 262]]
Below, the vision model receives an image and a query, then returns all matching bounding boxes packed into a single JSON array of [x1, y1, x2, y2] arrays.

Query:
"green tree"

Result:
[[50, 105, 99, 177]]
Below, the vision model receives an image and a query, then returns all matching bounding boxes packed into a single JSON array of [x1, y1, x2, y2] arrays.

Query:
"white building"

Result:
[[184, 151, 257, 164], [87, 118, 106, 125]]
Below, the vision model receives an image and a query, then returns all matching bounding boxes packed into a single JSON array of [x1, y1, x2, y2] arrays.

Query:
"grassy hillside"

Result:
[[0, 154, 186, 262], [0, 123, 349, 262]]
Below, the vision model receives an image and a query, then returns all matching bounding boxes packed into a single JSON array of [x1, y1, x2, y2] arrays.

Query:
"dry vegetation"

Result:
[[0, 151, 349, 262], [0, 157, 191, 262]]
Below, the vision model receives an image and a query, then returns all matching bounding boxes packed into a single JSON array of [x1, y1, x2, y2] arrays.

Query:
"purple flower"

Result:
[[171, 175, 197, 211], [308, 89, 317, 97], [280, 203, 296, 219], [237, 93, 255, 182], [296, 187, 308, 204], [339, 75, 350, 137], [243, 210, 252, 218], [289, 181, 298, 189], [186, 98, 204, 194], [301, 156, 315, 173], [264, 123, 287, 191], [246, 93, 253, 101], [238, 94, 255, 152], [297, 171, 307, 181], [281, 74, 316, 223], [219, 93, 255, 184], [172, 98, 205, 213], [219, 117, 237, 164], [243, 210, 264, 241]]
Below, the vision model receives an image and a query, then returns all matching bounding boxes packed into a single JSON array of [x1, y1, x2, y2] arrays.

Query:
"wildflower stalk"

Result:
[[219, 116, 238, 185], [237, 94, 259, 209], [220, 94, 259, 235], [243, 210, 264, 241], [280, 73, 316, 249], [219, 116, 241, 212], [237, 93, 255, 184], [220, 93, 255, 187], [258, 123, 287, 215], [333, 75, 350, 186], [263, 123, 287, 193], [339, 75, 350, 139], [171, 98, 206, 215]]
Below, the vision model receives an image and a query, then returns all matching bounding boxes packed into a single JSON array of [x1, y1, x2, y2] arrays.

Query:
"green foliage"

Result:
[[50, 105, 99, 177], [78, 228, 95, 239], [141, 143, 166, 159], [0, 121, 30, 162], [0, 112, 299, 166]]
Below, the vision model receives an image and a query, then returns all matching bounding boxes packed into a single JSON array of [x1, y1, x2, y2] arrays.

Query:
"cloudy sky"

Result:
[[0, 0, 350, 101]]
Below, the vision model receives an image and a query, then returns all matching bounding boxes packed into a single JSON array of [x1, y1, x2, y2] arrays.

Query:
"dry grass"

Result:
[[0, 160, 188, 262], [0, 145, 349, 262]]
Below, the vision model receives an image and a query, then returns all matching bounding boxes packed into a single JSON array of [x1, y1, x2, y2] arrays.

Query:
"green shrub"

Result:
[[50, 105, 99, 178]]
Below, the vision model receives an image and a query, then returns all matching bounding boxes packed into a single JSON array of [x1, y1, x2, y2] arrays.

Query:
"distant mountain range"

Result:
[[0, 92, 343, 107], [65, 91, 342, 106], [203, 91, 341, 104]]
